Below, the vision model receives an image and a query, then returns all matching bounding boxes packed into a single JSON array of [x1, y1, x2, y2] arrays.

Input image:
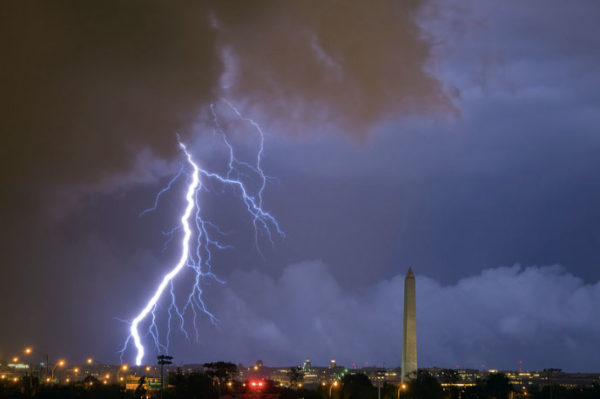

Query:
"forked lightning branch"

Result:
[[120, 103, 283, 365]]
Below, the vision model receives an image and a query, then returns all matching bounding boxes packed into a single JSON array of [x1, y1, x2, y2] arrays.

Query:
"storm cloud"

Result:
[[2, 0, 600, 371], [192, 261, 600, 371], [0, 0, 447, 197]]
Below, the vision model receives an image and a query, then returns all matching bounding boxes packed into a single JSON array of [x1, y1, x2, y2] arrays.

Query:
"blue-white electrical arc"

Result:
[[120, 103, 283, 365]]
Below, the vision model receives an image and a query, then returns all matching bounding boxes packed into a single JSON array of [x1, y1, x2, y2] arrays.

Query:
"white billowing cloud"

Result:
[[191, 261, 600, 371]]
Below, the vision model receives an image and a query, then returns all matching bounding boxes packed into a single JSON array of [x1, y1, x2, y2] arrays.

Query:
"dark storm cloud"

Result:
[[0, 0, 446, 197], [0, 1, 219, 191], [191, 262, 600, 371], [217, 0, 450, 136]]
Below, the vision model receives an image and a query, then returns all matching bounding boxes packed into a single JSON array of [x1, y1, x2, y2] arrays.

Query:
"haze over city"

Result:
[[2, 0, 600, 377]]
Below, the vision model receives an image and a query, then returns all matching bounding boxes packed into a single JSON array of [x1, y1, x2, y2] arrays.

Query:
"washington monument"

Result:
[[401, 267, 417, 382]]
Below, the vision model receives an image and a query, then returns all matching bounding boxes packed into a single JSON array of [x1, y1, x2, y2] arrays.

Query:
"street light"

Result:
[[51, 360, 66, 380], [376, 369, 385, 399], [24, 347, 50, 380], [117, 365, 129, 384], [86, 358, 93, 365], [397, 383, 407, 399], [329, 381, 339, 398]]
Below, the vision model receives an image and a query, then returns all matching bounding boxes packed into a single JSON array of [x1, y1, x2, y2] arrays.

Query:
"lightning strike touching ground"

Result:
[[121, 103, 283, 365]]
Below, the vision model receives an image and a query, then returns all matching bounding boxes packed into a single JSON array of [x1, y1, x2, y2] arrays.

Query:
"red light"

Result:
[[249, 380, 265, 390]]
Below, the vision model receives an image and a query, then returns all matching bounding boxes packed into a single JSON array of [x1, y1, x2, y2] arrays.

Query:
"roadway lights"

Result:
[[24, 347, 32, 355]]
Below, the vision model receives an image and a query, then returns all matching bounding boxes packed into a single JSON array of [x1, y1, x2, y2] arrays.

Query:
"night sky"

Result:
[[2, 1, 600, 371]]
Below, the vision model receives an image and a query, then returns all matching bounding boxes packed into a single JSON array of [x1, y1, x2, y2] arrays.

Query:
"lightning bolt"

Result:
[[121, 101, 283, 365]]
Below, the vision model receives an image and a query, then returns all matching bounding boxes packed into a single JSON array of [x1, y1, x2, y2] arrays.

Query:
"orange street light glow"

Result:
[[24, 348, 32, 355]]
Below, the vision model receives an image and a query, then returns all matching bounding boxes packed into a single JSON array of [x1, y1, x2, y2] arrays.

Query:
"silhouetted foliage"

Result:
[[0, 381, 134, 399], [202, 361, 237, 396], [202, 361, 237, 384], [134, 376, 146, 399], [528, 383, 600, 399], [462, 373, 512, 399], [167, 371, 216, 399], [279, 387, 323, 399], [483, 373, 511, 399], [340, 373, 376, 399], [404, 370, 446, 399], [289, 366, 305, 388]]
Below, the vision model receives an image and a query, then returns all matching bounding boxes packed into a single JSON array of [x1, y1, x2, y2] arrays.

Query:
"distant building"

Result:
[[303, 358, 312, 371], [401, 267, 417, 382]]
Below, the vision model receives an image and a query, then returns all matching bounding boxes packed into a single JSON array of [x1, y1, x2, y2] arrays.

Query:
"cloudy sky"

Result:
[[1, 0, 599, 372]]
